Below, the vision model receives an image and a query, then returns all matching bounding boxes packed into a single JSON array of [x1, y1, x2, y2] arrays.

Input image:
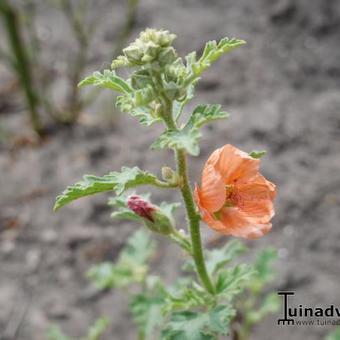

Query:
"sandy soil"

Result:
[[1, 0, 340, 339]]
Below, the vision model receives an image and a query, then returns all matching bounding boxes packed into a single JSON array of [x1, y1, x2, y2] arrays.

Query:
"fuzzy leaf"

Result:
[[246, 293, 281, 326], [111, 209, 141, 221], [130, 287, 166, 339], [78, 70, 132, 94], [162, 305, 235, 340], [87, 229, 156, 289], [112, 167, 159, 195], [163, 283, 214, 315], [215, 264, 256, 297], [54, 167, 160, 211], [54, 174, 118, 211], [188, 37, 246, 77], [187, 104, 229, 129], [206, 240, 247, 275], [249, 150, 266, 159], [123, 228, 156, 265], [159, 202, 181, 219], [116, 94, 162, 126], [151, 128, 200, 156], [250, 248, 277, 293]]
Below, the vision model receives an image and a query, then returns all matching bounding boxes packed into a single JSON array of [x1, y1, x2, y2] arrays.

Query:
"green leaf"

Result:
[[123, 228, 156, 265], [249, 150, 266, 159], [159, 202, 181, 220], [215, 264, 256, 297], [54, 167, 161, 211], [112, 167, 159, 195], [87, 229, 156, 289], [54, 174, 118, 211], [250, 248, 277, 293], [246, 293, 281, 325], [130, 282, 166, 339], [78, 70, 132, 94], [163, 282, 213, 315], [151, 128, 200, 156], [186, 104, 229, 129], [86, 318, 109, 340], [109, 192, 150, 222], [116, 95, 162, 126], [206, 240, 247, 275], [47, 326, 72, 340], [111, 209, 141, 221], [162, 305, 235, 340], [187, 37, 246, 77], [327, 328, 340, 340]]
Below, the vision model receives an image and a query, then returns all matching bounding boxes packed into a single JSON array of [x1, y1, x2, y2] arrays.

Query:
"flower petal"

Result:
[[219, 208, 272, 239], [199, 206, 271, 239], [214, 144, 260, 184], [235, 181, 275, 222], [196, 163, 226, 213]]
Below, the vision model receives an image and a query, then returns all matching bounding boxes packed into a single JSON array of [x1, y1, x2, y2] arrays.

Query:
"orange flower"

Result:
[[194, 144, 276, 239]]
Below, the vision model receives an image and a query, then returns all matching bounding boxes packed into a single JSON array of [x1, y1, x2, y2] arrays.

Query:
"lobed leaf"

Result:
[[249, 247, 278, 293], [186, 37, 246, 77], [78, 69, 132, 94], [151, 128, 200, 156], [162, 305, 235, 340], [186, 104, 229, 129], [116, 95, 162, 126], [215, 264, 256, 297], [87, 229, 156, 289], [206, 240, 247, 275], [163, 283, 214, 315], [130, 286, 166, 339], [246, 293, 281, 325], [54, 174, 118, 211], [54, 167, 161, 211]]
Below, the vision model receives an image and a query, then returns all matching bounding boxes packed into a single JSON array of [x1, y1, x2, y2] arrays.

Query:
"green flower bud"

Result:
[[158, 47, 177, 67], [162, 166, 180, 186], [111, 55, 130, 69], [140, 28, 176, 47], [131, 70, 153, 90], [123, 45, 144, 64]]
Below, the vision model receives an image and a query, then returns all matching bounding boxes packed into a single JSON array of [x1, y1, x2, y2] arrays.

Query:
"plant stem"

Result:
[[175, 149, 215, 294], [159, 78, 215, 294], [0, 0, 43, 135]]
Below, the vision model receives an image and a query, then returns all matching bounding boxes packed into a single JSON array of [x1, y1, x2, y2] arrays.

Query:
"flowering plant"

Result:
[[53, 29, 279, 340]]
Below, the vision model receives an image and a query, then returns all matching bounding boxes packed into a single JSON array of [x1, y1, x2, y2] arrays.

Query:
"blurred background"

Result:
[[0, 0, 339, 339]]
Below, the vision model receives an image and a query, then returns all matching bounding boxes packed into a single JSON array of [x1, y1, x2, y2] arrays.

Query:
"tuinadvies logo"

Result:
[[278, 292, 340, 326]]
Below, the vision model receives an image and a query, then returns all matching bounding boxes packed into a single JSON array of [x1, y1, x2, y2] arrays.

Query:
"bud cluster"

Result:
[[112, 29, 177, 68]]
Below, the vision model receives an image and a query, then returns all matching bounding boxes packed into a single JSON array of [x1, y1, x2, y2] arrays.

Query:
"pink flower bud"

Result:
[[127, 195, 156, 222], [127, 195, 175, 235]]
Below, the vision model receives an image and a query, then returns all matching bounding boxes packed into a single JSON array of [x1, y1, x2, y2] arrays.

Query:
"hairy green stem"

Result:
[[175, 149, 215, 294], [161, 99, 215, 294]]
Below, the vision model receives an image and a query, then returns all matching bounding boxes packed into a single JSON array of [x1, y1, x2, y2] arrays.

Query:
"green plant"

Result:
[[54, 28, 278, 339]]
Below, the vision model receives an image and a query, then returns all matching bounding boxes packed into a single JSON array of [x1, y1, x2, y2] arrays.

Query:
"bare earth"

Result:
[[1, 0, 340, 339]]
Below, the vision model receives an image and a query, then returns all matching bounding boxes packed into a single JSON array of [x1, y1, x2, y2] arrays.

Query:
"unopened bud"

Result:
[[161, 167, 180, 186], [127, 195, 174, 235], [123, 45, 143, 64]]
